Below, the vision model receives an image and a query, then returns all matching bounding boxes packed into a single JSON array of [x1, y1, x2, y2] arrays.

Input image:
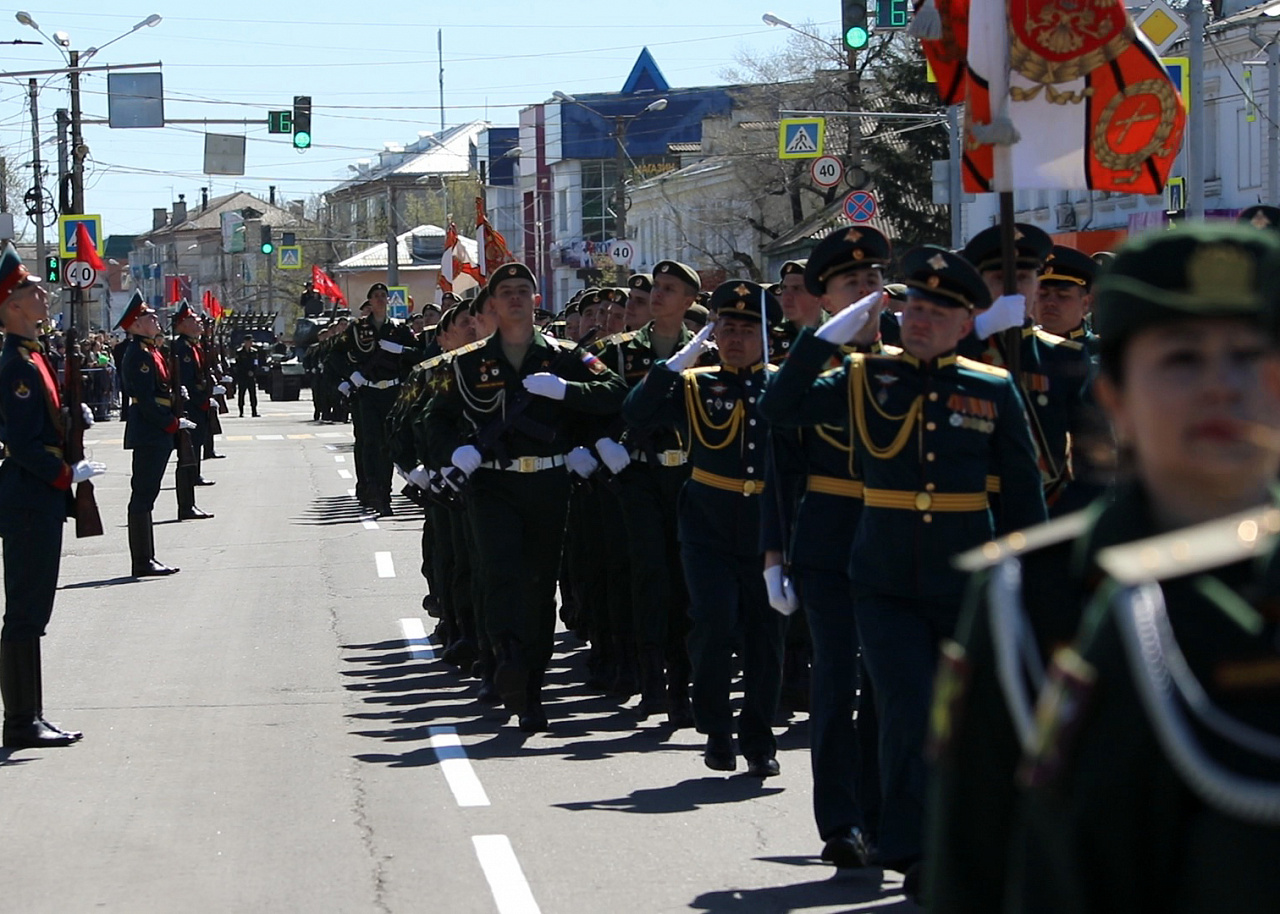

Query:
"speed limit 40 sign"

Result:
[[608, 239, 636, 267], [810, 155, 845, 188], [65, 260, 97, 289]]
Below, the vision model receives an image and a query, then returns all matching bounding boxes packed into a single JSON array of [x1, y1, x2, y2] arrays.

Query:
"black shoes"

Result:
[[821, 828, 873, 868], [703, 734, 736, 772], [493, 641, 529, 716], [195, 477, 216, 486], [179, 507, 214, 520], [745, 755, 781, 778]]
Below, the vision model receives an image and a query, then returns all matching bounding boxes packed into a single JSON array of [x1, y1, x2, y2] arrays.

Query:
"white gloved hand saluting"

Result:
[[70, 460, 106, 484], [594, 437, 631, 474], [350, 371, 368, 388], [565, 446, 599, 479], [178, 418, 197, 431], [763, 565, 800, 616], [221, 375, 233, 384], [80, 403, 95, 428], [409, 465, 433, 490], [814, 291, 882, 345], [974, 294, 1026, 340], [379, 339, 405, 354], [338, 381, 352, 397], [522, 372, 568, 401], [451, 444, 482, 477], [212, 385, 226, 396], [665, 324, 715, 373]]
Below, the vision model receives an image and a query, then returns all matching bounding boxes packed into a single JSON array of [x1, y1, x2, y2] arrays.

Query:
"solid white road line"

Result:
[[338, 469, 353, 479], [472, 835, 541, 914], [375, 552, 395, 578], [399, 617, 434, 660], [334, 455, 346, 463], [429, 726, 491, 808], [256, 434, 285, 440]]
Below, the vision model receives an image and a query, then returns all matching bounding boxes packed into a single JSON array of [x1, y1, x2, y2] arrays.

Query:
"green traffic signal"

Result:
[[842, 0, 870, 50], [260, 224, 274, 255], [44, 255, 60, 283], [292, 130, 312, 150], [844, 25, 869, 48]]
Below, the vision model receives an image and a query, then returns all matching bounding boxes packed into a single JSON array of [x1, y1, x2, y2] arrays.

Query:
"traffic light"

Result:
[[842, 0, 870, 50], [292, 95, 312, 150], [260, 225, 274, 255], [44, 255, 60, 284]]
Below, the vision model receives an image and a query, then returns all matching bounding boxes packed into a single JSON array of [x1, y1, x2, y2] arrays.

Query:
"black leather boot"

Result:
[[31, 639, 81, 741], [130, 512, 178, 577], [493, 637, 528, 715], [634, 648, 669, 720], [178, 467, 214, 520], [518, 669, 548, 732], [667, 652, 694, 729], [2, 640, 79, 748]]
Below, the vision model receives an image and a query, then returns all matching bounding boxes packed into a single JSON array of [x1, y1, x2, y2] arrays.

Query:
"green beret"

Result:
[[1094, 224, 1280, 351], [803, 227, 891, 296], [467, 289, 489, 317], [628, 273, 653, 293], [653, 260, 701, 292], [708, 279, 781, 324], [486, 261, 537, 294], [684, 303, 709, 327], [779, 259, 807, 280]]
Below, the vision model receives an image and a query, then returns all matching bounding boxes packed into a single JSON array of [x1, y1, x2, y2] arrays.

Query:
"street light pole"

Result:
[[614, 116, 630, 247]]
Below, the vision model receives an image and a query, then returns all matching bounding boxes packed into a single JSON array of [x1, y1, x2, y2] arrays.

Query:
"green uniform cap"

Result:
[[627, 273, 653, 293], [653, 260, 701, 292], [485, 261, 537, 295]]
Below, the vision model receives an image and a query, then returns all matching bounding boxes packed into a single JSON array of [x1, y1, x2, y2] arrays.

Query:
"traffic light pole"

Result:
[[27, 79, 46, 271]]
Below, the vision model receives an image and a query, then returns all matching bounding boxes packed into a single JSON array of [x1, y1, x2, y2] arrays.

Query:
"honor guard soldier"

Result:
[[761, 247, 1047, 882], [949, 224, 1280, 914], [0, 243, 102, 748], [328, 284, 420, 516], [591, 261, 706, 724], [422, 263, 627, 731], [170, 301, 217, 519], [961, 224, 1095, 515], [624, 279, 787, 776], [1036, 244, 1099, 352], [234, 335, 261, 417], [761, 228, 891, 867], [119, 292, 192, 577]]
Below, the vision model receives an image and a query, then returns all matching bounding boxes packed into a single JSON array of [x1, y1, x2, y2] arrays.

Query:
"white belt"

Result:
[[365, 378, 400, 389], [479, 454, 566, 473], [631, 448, 688, 467]]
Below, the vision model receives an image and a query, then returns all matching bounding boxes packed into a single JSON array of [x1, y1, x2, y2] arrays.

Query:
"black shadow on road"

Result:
[[555, 776, 783, 815], [292, 495, 378, 527], [58, 575, 141, 590], [689, 866, 920, 913]]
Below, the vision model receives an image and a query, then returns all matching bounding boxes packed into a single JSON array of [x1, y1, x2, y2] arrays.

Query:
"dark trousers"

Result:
[[448, 508, 478, 645], [1, 509, 63, 641], [619, 464, 690, 657], [468, 469, 569, 671], [855, 592, 960, 865], [797, 567, 880, 842], [237, 376, 258, 414], [128, 444, 173, 514], [354, 386, 397, 502], [681, 544, 785, 759]]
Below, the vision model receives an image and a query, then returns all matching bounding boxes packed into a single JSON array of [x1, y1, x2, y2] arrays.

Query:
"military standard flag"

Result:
[[913, 0, 1185, 194], [310, 264, 347, 307], [475, 197, 516, 280], [437, 222, 482, 300]]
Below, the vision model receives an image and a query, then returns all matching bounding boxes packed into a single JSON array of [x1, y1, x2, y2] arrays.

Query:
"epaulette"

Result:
[[1096, 505, 1280, 586], [547, 336, 578, 351], [597, 329, 640, 349], [1031, 327, 1084, 351], [439, 338, 488, 363], [956, 355, 1011, 378], [954, 508, 1095, 573], [414, 350, 454, 373]]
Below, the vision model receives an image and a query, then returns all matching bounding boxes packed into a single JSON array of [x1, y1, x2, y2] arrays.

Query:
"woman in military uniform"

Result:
[[925, 223, 1280, 913]]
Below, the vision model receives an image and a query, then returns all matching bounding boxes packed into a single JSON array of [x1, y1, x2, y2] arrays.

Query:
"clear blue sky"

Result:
[[0, 2, 836, 238]]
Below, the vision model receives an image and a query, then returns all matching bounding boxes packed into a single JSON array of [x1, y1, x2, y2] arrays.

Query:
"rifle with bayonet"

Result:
[[62, 328, 103, 537]]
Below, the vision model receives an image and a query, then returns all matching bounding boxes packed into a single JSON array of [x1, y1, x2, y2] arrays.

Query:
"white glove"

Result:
[[594, 437, 632, 474], [70, 459, 106, 484], [666, 324, 715, 372], [974, 294, 1026, 340], [338, 381, 352, 397], [522, 372, 568, 401], [409, 465, 433, 490], [212, 385, 226, 396], [379, 339, 405, 354], [80, 403, 95, 428], [565, 446, 599, 478], [350, 371, 368, 388], [221, 375, 233, 384], [178, 418, 197, 431], [763, 565, 800, 616], [815, 291, 881, 345], [451, 444, 483, 477], [180, 386, 189, 400]]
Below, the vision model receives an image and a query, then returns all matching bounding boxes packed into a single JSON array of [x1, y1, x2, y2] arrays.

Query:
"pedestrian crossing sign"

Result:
[[58, 214, 104, 259], [387, 285, 410, 320], [778, 118, 825, 160], [276, 245, 302, 269]]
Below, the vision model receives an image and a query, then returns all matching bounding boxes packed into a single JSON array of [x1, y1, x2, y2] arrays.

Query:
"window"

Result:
[[557, 189, 568, 234], [580, 160, 618, 242]]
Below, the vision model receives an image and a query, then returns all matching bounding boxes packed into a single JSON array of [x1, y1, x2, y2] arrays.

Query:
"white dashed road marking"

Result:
[[429, 727, 491, 808], [375, 552, 395, 578], [472, 835, 541, 914]]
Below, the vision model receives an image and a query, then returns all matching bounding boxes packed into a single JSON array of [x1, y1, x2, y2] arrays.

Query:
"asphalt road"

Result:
[[1, 397, 920, 914]]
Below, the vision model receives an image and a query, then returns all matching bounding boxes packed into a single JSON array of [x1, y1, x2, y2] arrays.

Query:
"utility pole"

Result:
[[1187, 0, 1206, 219], [1269, 39, 1279, 205], [27, 79, 46, 269], [614, 116, 629, 247], [56, 109, 69, 211], [386, 184, 400, 287], [948, 105, 963, 248]]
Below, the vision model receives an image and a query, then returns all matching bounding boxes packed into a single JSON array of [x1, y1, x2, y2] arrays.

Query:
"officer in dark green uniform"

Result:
[[624, 279, 786, 776], [118, 292, 189, 577], [761, 246, 1047, 880], [761, 229, 891, 867], [1036, 244, 1098, 353], [0, 243, 103, 748], [957, 223, 1280, 914], [422, 263, 626, 730], [592, 261, 704, 724]]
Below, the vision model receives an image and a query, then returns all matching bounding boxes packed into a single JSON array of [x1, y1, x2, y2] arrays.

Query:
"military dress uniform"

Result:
[[170, 303, 215, 520], [623, 280, 787, 775], [760, 247, 1047, 871], [119, 294, 183, 577], [423, 267, 626, 728], [234, 340, 261, 417]]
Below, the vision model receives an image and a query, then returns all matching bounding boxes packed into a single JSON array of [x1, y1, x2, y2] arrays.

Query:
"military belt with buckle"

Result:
[[479, 454, 567, 473], [131, 397, 172, 406], [806, 475, 864, 499], [862, 488, 988, 512], [632, 448, 688, 467], [2, 444, 63, 459], [366, 378, 400, 390], [691, 466, 765, 496]]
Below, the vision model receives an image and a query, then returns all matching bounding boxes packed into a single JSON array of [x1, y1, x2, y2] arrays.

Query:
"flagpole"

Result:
[[998, 192, 1022, 381]]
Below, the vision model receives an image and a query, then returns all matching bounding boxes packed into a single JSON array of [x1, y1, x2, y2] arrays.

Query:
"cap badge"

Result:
[[927, 276, 941, 289], [928, 253, 949, 271], [843, 229, 863, 243], [1252, 211, 1273, 229], [505, 266, 517, 276], [659, 265, 670, 273], [734, 283, 751, 298], [1186, 244, 1256, 303], [853, 250, 865, 260]]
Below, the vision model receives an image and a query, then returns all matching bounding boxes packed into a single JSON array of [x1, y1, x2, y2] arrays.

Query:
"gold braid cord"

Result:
[[683, 371, 744, 451], [848, 358, 922, 462]]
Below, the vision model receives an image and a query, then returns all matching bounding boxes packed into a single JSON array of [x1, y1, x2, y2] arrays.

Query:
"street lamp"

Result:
[[83, 14, 162, 65]]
